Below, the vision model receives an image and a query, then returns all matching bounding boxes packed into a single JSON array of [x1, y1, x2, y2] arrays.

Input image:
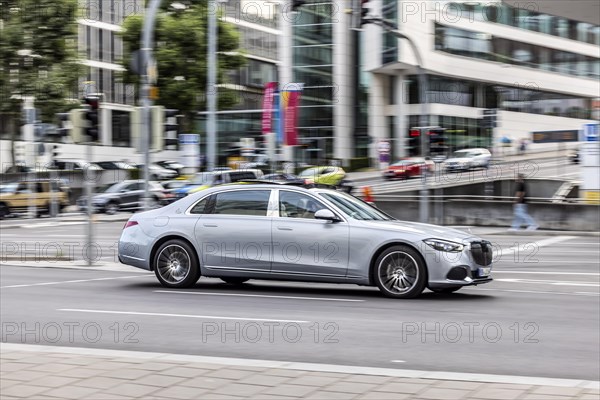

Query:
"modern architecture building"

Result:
[[363, 0, 599, 162]]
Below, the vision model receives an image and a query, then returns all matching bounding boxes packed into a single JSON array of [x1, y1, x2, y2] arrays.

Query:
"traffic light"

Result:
[[51, 145, 60, 164], [408, 129, 421, 157], [56, 112, 70, 137], [164, 108, 180, 148], [292, 0, 306, 11], [83, 96, 100, 141]]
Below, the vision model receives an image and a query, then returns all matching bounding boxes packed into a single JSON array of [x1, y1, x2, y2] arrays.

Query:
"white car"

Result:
[[136, 164, 178, 180], [443, 148, 491, 172]]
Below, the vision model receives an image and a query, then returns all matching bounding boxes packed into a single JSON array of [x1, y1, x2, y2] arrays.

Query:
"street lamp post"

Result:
[[140, 0, 161, 211], [361, 17, 430, 222], [206, 0, 217, 172]]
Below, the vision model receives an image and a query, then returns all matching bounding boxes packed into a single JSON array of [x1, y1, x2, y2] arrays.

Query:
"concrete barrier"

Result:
[[375, 199, 600, 231]]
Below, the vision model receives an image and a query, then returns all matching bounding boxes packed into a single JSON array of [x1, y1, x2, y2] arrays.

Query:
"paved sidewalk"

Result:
[[1, 344, 598, 400]]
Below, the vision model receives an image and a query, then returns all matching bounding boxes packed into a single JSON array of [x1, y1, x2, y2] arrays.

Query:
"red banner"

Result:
[[284, 90, 301, 146], [261, 82, 276, 134]]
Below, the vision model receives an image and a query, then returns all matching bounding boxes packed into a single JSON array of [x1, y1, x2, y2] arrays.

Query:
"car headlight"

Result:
[[423, 239, 464, 253]]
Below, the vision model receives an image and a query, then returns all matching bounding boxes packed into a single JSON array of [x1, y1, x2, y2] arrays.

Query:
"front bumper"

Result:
[[425, 240, 493, 289]]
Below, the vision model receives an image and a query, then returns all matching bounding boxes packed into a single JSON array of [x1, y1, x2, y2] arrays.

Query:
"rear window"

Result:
[[213, 190, 270, 216]]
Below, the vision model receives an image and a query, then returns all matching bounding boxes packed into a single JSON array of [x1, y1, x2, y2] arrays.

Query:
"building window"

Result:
[[435, 23, 600, 79]]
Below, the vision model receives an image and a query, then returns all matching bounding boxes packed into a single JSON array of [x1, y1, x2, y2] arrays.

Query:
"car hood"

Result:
[[358, 220, 478, 242]]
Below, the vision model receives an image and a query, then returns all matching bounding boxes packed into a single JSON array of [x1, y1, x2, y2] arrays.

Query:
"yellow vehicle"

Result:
[[0, 180, 69, 219], [298, 166, 346, 186]]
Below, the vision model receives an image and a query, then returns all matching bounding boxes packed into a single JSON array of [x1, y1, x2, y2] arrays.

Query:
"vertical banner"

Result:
[[261, 82, 277, 134], [273, 90, 283, 145], [285, 90, 301, 146], [281, 83, 303, 146]]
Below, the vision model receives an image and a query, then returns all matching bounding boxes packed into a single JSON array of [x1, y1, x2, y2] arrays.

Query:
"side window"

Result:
[[190, 196, 210, 214], [213, 190, 270, 216], [279, 191, 326, 219]]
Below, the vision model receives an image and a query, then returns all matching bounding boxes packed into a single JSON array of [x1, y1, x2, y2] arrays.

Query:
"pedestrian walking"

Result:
[[509, 173, 538, 231]]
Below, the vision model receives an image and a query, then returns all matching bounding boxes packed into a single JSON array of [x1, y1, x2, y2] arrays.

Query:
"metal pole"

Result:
[[86, 141, 93, 266], [23, 97, 36, 219], [206, 0, 217, 172], [141, 0, 161, 211], [363, 18, 430, 222]]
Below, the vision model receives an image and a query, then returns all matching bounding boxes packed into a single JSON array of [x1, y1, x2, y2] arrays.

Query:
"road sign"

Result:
[[378, 140, 391, 154], [583, 123, 599, 142], [179, 133, 199, 144], [532, 130, 579, 143]]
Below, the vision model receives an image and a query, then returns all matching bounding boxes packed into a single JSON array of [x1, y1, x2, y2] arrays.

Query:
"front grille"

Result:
[[470, 241, 493, 266]]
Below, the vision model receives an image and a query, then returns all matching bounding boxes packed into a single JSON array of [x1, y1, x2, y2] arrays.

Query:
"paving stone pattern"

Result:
[[1, 349, 599, 399]]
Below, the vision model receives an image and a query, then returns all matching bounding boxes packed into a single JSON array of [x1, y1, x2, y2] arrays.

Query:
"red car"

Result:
[[383, 158, 432, 180]]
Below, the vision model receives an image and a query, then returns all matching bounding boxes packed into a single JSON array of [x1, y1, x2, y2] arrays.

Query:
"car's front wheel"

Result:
[[0, 203, 10, 219], [374, 245, 426, 299], [154, 239, 200, 288]]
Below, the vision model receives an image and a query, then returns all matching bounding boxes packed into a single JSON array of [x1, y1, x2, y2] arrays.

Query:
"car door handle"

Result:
[[203, 223, 218, 227], [277, 226, 293, 231]]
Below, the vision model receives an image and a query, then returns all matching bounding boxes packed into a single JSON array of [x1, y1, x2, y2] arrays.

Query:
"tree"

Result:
[[120, 3, 245, 130], [0, 0, 81, 165]]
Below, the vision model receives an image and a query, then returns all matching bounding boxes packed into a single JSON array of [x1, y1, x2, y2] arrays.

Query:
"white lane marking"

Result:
[[496, 236, 575, 258], [493, 271, 600, 276], [465, 287, 599, 296], [58, 309, 309, 324], [1, 275, 148, 289], [154, 290, 365, 302], [390, 360, 406, 363], [495, 279, 599, 287]]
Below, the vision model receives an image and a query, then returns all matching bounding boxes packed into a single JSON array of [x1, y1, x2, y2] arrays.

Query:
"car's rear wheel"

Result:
[[374, 245, 426, 299], [430, 287, 461, 294], [154, 239, 200, 288], [105, 202, 119, 215], [220, 277, 249, 285], [0, 203, 10, 219]]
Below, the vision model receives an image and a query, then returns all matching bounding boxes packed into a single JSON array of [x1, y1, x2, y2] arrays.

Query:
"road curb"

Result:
[[2, 343, 598, 390]]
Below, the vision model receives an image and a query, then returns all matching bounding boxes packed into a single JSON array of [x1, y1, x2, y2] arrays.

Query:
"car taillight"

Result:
[[123, 220, 138, 229]]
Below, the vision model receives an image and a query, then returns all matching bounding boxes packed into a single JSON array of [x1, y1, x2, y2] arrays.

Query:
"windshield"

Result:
[[101, 182, 129, 193], [298, 169, 318, 178], [319, 191, 395, 221], [0, 183, 18, 193], [192, 172, 215, 185], [452, 151, 472, 158]]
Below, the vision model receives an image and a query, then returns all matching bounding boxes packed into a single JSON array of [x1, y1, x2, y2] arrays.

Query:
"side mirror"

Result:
[[314, 209, 341, 223]]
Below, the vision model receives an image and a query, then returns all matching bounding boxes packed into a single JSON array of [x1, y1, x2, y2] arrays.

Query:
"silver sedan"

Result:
[[118, 184, 493, 298]]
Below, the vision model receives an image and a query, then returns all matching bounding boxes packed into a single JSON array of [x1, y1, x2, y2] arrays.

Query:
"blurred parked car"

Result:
[[263, 173, 306, 185], [156, 160, 185, 175], [175, 169, 264, 198], [443, 148, 491, 172], [135, 164, 178, 180], [95, 161, 136, 170], [298, 166, 346, 186], [50, 159, 104, 171], [3, 164, 32, 174], [77, 180, 165, 214], [383, 158, 432, 180], [160, 179, 191, 205], [0, 179, 69, 219]]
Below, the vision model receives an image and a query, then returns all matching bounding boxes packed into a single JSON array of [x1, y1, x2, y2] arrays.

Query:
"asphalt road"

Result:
[[1, 221, 598, 381]]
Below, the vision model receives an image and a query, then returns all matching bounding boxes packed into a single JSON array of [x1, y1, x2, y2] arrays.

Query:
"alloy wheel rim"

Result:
[[379, 251, 418, 294], [157, 245, 191, 283]]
